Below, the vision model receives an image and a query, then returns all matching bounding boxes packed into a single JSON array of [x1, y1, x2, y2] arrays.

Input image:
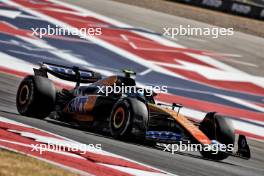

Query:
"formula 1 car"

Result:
[[16, 63, 251, 161]]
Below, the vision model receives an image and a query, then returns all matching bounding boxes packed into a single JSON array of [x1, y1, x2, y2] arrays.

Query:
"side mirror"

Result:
[[172, 103, 183, 115]]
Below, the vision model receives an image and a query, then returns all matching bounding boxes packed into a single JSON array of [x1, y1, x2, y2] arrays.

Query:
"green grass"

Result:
[[0, 149, 80, 176]]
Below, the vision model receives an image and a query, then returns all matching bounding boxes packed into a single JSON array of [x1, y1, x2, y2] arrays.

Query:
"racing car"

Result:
[[16, 63, 251, 161]]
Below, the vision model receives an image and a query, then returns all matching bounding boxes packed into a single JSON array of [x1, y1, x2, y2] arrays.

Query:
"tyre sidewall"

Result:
[[199, 113, 235, 160], [16, 76, 55, 118], [110, 99, 132, 139], [16, 76, 35, 116]]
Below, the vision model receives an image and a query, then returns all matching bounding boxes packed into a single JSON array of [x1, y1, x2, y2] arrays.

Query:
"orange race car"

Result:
[[16, 63, 250, 161]]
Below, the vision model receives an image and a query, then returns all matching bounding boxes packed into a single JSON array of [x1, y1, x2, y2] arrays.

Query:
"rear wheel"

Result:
[[199, 112, 235, 160], [16, 76, 56, 119]]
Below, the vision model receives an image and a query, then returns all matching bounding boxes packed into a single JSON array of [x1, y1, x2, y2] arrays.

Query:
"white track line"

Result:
[[139, 69, 152, 75], [215, 94, 264, 113]]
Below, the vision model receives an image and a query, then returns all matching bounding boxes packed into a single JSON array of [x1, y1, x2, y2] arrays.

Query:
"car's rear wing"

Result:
[[33, 62, 101, 86]]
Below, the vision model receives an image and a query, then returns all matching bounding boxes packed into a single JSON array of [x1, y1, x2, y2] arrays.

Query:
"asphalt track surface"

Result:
[[79, 0, 264, 76], [64, 0, 264, 77], [0, 70, 263, 176], [0, 0, 263, 176]]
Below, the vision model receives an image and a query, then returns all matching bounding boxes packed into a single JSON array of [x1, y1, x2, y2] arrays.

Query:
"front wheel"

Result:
[[16, 76, 56, 119], [199, 112, 235, 160]]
